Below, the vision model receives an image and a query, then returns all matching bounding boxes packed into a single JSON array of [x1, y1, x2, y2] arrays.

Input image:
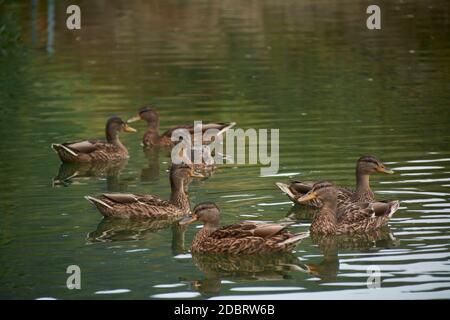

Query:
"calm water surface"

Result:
[[0, 0, 449, 299]]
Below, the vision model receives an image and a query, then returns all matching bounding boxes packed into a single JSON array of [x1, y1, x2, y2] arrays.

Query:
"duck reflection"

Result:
[[302, 227, 399, 282], [285, 205, 316, 222], [141, 146, 162, 182], [87, 218, 187, 254], [185, 253, 305, 296], [52, 160, 128, 191]]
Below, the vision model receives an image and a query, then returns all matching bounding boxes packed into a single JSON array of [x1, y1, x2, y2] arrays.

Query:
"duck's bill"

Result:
[[127, 115, 141, 123], [296, 191, 317, 203], [302, 264, 319, 276], [123, 124, 137, 133], [179, 215, 198, 226], [378, 166, 394, 174]]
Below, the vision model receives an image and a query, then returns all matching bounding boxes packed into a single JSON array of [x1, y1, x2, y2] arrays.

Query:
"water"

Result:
[[0, 0, 449, 300]]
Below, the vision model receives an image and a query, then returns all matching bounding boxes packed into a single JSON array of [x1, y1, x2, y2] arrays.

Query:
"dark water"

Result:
[[0, 0, 449, 299]]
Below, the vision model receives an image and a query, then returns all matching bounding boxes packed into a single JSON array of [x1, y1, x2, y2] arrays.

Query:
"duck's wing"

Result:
[[276, 181, 314, 201], [101, 193, 169, 206], [337, 200, 400, 223], [63, 139, 103, 154], [367, 201, 400, 218], [290, 181, 315, 193], [210, 222, 288, 240]]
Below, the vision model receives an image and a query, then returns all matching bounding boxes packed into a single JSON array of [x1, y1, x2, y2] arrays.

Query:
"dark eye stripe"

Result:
[[360, 157, 379, 165], [195, 202, 218, 213], [139, 107, 153, 114]]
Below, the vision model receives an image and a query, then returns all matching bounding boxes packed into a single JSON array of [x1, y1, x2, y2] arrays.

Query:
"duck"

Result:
[[276, 155, 394, 208], [51, 116, 137, 163], [180, 202, 309, 254], [127, 106, 236, 147], [180, 144, 217, 177], [85, 164, 203, 219], [295, 181, 400, 235]]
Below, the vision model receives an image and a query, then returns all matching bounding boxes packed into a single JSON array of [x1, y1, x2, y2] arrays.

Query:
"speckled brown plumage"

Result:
[[51, 116, 136, 163], [85, 164, 202, 219], [297, 181, 400, 235], [128, 106, 235, 147], [276, 155, 394, 208], [180, 202, 309, 254]]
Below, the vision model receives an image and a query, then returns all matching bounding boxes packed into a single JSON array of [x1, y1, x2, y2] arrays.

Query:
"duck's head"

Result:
[[127, 106, 159, 126], [357, 155, 394, 175], [296, 181, 338, 205], [170, 163, 205, 181], [106, 116, 136, 141], [179, 202, 220, 227]]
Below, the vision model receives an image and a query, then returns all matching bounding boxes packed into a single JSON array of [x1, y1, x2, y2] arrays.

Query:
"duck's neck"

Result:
[[354, 168, 374, 201], [147, 119, 160, 134], [170, 177, 190, 214], [192, 224, 217, 251], [144, 120, 161, 144], [106, 131, 127, 151], [311, 201, 338, 235]]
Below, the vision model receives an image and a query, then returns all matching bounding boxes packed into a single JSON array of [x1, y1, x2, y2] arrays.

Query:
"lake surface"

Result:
[[0, 0, 449, 299]]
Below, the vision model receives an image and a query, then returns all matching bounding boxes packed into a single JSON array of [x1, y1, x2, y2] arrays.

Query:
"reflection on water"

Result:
[[188, 253, 304, 297], [304, 229, 398, 282], [0, 0, 449, 299], [141, 147, 162, 182], [87, 219, 187, 254], [53, 160, 128, 190]]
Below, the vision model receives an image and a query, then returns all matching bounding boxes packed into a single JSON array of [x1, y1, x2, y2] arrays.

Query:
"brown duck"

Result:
[[127, 106, 235, 147], [180, 202, 309, 254], [52, 116, 137, 163], [296, 181, 400, 235], [276, 155, 394, 207], [85, 164, 203, 219]]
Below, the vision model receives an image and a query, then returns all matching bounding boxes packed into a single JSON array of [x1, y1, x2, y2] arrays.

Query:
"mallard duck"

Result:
[[181, 145, 216, 177], [296, 181, 400, 235], [180, 202, 309, 254], [85, 164, 203, 219], [127, 106, 236, 147], [276, 155, 394, 207], [51, 116, 136, 163]]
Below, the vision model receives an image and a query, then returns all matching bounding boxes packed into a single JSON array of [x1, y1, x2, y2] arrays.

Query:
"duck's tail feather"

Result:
[[278, 231, 309, 246], [51, 143, 78, 157], [217, 122, 236, 137], [276, 182, 296, 199], [84, 196, 113, 209], [388, 200, 400, 217]]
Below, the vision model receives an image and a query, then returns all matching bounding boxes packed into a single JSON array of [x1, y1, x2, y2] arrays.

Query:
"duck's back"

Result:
[[191, 223, 304, 254]]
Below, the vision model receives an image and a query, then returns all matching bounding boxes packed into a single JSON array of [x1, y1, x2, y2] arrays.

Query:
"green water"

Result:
[[0, 0, 450, 299]]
